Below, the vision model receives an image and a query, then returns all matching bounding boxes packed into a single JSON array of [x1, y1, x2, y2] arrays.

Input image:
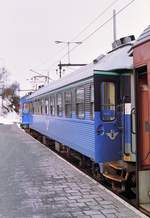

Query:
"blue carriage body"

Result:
[[27, 43, 134, 164], [31, 112, 96, 159], [20, 96, 32, 128]]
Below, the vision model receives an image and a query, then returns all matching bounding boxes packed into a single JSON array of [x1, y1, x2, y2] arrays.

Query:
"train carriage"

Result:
[[27, 37, 136, 191], [132, 25, 150, 215], [19, 28, 150, 216], [20, 95, 33, 128]]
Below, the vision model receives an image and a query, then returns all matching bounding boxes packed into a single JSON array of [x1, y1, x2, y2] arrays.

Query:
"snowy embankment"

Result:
[[0, 111, 19, 124], [0, 97, 19, 125]]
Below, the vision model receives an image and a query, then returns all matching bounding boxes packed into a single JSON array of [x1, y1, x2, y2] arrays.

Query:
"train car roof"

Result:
[[94, 44, 133, 71], [133, 25, 150, 47], [28, 43, 133, 99], [20, 94, 32, 102]]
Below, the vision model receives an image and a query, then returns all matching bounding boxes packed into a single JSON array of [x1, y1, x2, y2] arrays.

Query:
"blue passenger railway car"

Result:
[[20, 95, 33, 129], [25, 35, 136, 194]]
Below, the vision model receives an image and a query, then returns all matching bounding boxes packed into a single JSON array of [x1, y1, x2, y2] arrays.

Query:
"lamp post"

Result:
[[55, 41, 82, 64]]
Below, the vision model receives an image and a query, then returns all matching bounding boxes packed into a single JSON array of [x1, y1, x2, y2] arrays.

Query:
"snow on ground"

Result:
[[0, 111, 19, 124], [0, 97, 19, 125]]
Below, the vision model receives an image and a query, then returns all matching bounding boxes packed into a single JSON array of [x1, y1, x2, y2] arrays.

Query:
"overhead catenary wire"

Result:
[[33, 0, 136, 76], [81, 0, 136, 43], [41, 0, 122, 70], [71, 0, 121, 41], [53, 0, 136, 66]]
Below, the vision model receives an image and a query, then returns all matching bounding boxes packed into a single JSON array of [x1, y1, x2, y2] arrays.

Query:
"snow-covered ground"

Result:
[[0, 97, 19, 124], [0, 111, 19, 124]]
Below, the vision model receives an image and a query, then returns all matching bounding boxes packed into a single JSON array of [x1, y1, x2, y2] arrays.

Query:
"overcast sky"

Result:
[[0, 0, 149, 94]]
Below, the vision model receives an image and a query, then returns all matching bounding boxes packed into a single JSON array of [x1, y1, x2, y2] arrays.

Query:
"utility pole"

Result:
[[29, 69, 52, 90], [67, 42, 70, 64], [57, 62, 86, 79], [113, 9, 117, 42], [47, 71, 50, 84], [58, 61, 62, 78], [55, 41, 82, 64]]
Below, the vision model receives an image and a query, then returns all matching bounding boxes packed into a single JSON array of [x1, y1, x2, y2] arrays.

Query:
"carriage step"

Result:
[[103, 173, 126, 183], [109, 160, 135, 172], [131, 187, 136, 194], [109, 160, 126, 170]]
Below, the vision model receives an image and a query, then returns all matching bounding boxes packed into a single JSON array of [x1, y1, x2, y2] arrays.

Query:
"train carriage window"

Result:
[[56, 93, 63, 117], [101, 82, 115, 121], [29, 103, 33, 112], [33, 101, 35, 114], [37, 100, 40, 114], [35, 100, 38, 114], [76, 87, 85, 119], [37, 99, 41, 114], [45, 99, 49, 115], [50, 96, 55, 116], [65, 91, 72, 118], [40, 99, 43, 114], [23, 103, 29, 111], [90, 84, 94, 120], [32, 102, 35, 114], [42, 99, 45, 114]]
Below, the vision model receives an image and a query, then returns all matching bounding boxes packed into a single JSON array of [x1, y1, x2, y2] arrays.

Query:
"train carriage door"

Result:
[[138, 80, 150, 169], [94, 73, 122, 163], [136, 69, 150, 214]]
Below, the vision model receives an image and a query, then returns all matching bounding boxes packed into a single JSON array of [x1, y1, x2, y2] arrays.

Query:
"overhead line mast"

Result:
[[44, 0, 121, 71], [61, 0, 136, 60]]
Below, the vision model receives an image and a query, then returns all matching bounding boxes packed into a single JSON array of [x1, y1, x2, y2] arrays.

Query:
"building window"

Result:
[[76, 87, 85, 119], [65, 91, 72, 118], [56, 93, 63, 116], [90, 84, 94, 120], [101, 81, 115, 121], [50, 96, 55, 116]]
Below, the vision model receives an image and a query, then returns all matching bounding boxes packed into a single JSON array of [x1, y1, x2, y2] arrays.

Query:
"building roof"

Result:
[[28, 43, 133, 99]]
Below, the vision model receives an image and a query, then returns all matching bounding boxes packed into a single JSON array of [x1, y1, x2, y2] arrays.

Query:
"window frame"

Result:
[[56, 93, 63, 117], [50, 95, 55, 116], [100, 81, 116, 122], [76, 87, 85, 119], [45, 98, 49, 115], [90, 84, 94, 120], [64, 90, 72, 118]]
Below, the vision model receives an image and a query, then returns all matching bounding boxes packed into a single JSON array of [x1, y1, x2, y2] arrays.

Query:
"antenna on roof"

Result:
[[112, 9, 135, 49], [113, 9, 117, 42]]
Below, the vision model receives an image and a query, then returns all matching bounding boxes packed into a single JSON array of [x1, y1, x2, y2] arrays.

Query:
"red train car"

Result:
[[133, 25, 150, 214]]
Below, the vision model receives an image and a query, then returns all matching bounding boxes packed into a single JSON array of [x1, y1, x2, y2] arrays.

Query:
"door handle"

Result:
[[131, 108, 136, 134]]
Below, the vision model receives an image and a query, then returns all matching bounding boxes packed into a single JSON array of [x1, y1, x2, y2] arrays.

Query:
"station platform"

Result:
[[0, 124, 148, 218]]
